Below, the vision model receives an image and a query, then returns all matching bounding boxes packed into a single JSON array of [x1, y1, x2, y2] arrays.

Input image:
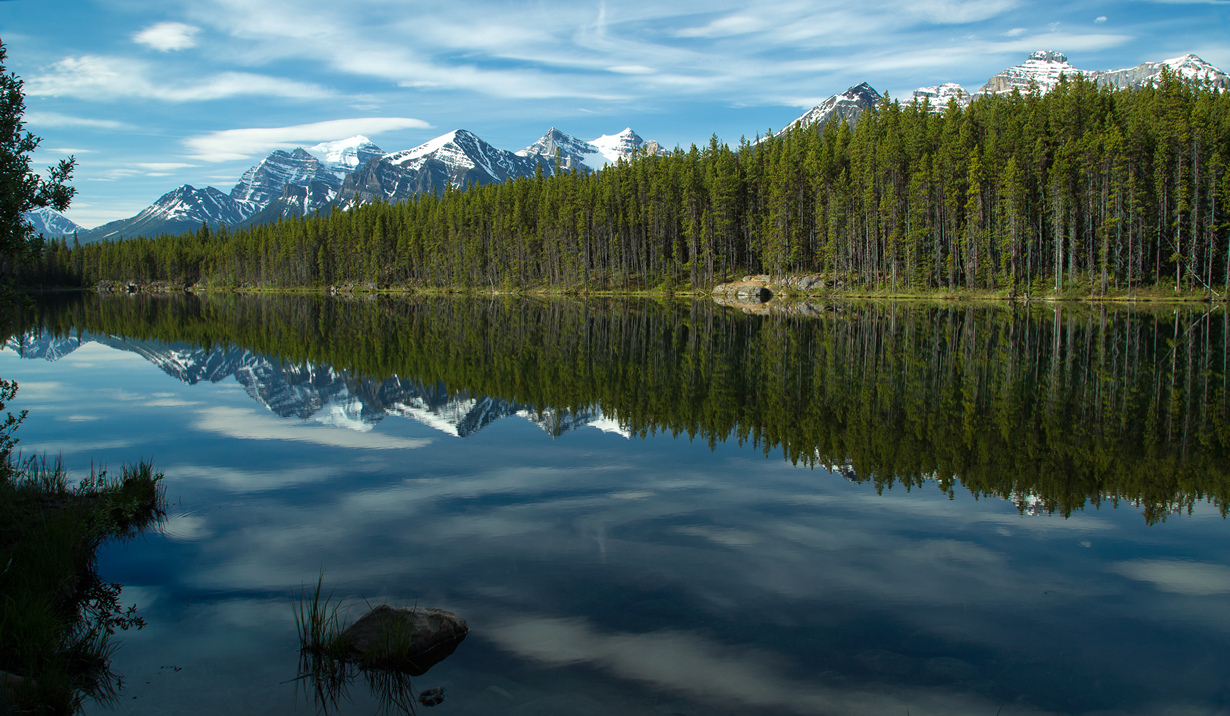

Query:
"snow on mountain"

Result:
[[518, 127, 661, 172], [911, 83, 972, 112], [777, 83, 882, 136], [4, 333, 83, 361], [239, 181, 338, 227], [23, 207, 85, 239], [81, 185, 255, 243], [590, 128, 650, 165], [979, 50, 1080, 96], [307, 135, 385, 181], [517, 128, 608, 172], [1096, 54, 1230, 91], [588, 415, 631, 438], [230, 148, 338, 207], [6, 329, 609, 439], [384, 129, 539, 181], [978, 51, 1229, 97], [338, 129, 550, 206]]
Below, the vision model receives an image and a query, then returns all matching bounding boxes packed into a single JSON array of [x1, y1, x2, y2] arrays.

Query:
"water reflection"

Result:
[[1, 294, 1229, 714], [5, 293, 1229, 522]]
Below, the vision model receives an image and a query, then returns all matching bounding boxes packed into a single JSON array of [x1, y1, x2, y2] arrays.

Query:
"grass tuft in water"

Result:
[[0, 450, 165, 714], [293, 571, 348, 660], [293, 581, 437, 715]]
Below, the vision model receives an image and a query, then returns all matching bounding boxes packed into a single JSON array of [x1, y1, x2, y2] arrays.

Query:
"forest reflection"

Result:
[[7, 293, 1228, 524]]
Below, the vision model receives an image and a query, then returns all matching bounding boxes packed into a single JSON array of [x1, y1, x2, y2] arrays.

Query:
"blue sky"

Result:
[[2, 0, 1228, 229]]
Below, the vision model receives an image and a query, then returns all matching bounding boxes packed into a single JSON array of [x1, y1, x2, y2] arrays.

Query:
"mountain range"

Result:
[[4, 331, 629, 439], [28, 50, 1229, 243]]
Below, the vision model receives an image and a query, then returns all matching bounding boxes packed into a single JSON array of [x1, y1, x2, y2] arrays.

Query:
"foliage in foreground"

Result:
[[0, 378, 164, 714]]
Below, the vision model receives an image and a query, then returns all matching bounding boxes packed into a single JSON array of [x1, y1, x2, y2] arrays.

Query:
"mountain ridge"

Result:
[[54, 49, 1228, 242]]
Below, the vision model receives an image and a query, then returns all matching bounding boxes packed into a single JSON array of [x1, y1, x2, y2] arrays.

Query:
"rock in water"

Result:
[[418, 687, 446, 706], [339, 605, 468, 675]]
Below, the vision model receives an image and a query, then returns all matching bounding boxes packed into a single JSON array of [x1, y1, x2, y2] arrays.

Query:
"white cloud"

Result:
[[484, 615, 1009, 714], [194, 406, 434, 450], [675, 15, 769, 38], [133, 22, 201, 52], [27, 55, 329, 102], [1110, 560, 1230, 595], [87, 168, 143, 181], [22, 111, 129, 130], [133, 162, 198, 172], [162, 513, 210, 540], [903, 0, 1019, 24], [1095, 15, 1108, 23], [183, 117, 432, 162], [1005, 27, 1028, 36], [166, 464, 347, 492], [607, 65, 656, 75]]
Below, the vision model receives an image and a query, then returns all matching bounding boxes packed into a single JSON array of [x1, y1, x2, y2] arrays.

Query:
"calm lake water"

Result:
[[3, 294, 1230, 716]]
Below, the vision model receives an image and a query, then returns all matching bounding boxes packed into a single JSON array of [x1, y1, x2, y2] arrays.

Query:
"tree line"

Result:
[[27, 71, 1230, 295], [8, 294, 1229, 523]]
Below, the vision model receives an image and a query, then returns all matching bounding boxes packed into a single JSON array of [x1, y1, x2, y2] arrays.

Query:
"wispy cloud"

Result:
[[27, 55, 329, 102], [675, 14, 769, 38], [23, 111, 129, 130], [133, 162, 198, 172], [183, 117, 432, 162], [133, 22, 201, 51], [194, 406, 434, 450], [1110, 560, 1230, 595]]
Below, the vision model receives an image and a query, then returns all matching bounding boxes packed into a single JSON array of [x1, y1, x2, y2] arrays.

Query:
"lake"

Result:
[[2, 293, 1229, 715]]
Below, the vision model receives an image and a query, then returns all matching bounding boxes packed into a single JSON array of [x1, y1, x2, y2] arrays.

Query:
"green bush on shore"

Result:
[[0, 379, 165, 714]]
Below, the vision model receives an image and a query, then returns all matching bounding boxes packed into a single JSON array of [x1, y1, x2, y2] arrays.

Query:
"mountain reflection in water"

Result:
[[5, 331, 610, 439], [7, 293, 1228, 523], [2, 293, 1230, 715]]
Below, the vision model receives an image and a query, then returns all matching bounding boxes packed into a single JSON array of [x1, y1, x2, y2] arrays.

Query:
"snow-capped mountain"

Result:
[[979, 51, 1080, 96], [308, 135, 385, 182], [229, 148, 339, 207], [4, 330, 627, 439], [79, 137, 386, 242], [977, 51, 1230, 96], [338, 129, 550, 206], [23, 207, 85, 239], [80, 185, 255, 243], [5, 333, 84, 361], [911, 83, 972, 112], [240, 182, 338, 226], [778, 83, 882, 136], [516, 127, 658, 172], [517, 128, 607, 172], [590, 128, 653, 165], [1095, 54, 1230, 91]]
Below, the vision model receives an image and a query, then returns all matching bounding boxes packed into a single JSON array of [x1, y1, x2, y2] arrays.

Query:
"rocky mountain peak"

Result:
[[912, 83, 972, 112], [1028, 50, 1068, 64], [230, 149, 337, 208], [308, 135, 384, 178], [778, 83, 883, 136], [590, 128, 647, 165], [518, 127, 607, 171]]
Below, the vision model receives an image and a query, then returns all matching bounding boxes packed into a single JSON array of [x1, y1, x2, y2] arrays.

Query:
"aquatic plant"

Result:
[[293, 571, 348, 660], [0, 446, 165, 714], [292, 581, 460, 714]]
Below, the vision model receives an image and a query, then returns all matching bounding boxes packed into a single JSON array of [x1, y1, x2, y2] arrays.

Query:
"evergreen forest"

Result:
[[28, 72, 1230, 296]]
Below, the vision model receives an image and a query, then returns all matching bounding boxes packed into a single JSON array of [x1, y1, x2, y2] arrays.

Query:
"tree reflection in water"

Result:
[[7, 293, 1229, 524]]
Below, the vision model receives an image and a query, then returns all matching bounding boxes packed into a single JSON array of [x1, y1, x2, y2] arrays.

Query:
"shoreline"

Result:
[[28, 279, 1225, 305]]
